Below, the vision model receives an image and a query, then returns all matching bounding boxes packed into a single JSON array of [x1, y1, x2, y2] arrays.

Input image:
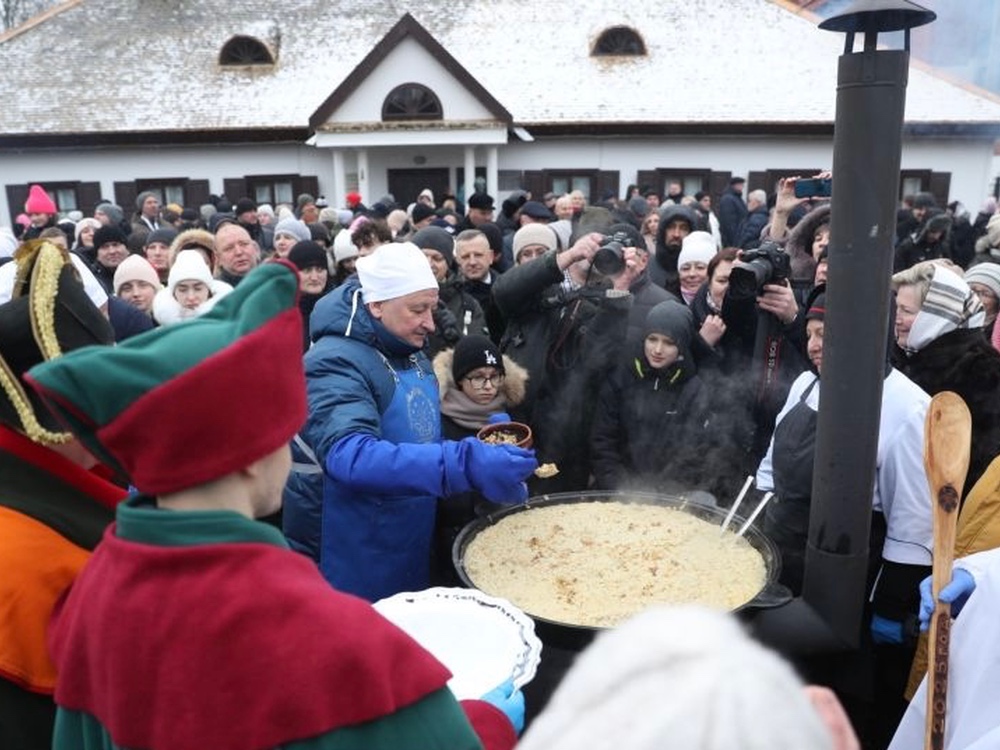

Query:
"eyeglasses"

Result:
[[464, 373, 505, 389]]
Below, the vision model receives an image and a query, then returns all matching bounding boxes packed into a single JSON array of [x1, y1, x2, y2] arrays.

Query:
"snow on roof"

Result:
[[1, 0, 997, 136]]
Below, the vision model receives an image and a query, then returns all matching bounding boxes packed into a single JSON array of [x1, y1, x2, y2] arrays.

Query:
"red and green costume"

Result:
[[50, 496, 516, 750]]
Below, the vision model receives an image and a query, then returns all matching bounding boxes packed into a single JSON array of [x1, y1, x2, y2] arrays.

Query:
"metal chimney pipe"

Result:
[[751, 0, 935, 654]]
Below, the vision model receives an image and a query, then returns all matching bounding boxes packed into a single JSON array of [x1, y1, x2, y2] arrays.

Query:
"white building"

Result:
[[0, 0, 997, 221]]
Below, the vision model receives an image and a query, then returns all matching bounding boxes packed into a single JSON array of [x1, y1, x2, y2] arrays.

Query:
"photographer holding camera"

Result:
[[493, 230, 637, 492]]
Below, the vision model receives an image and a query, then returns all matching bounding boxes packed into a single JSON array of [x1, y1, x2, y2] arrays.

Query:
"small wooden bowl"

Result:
[[476, 421, 533, 449]]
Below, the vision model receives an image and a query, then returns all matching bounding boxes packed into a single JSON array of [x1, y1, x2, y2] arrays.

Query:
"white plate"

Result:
[[373, 587, 542, 700]]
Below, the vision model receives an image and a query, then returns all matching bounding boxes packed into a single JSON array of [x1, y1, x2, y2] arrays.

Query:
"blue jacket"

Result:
[[284, 280, 452, 601]]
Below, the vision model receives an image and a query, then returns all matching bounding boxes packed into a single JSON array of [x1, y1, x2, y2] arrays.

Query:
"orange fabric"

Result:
[[0, 506, 90, 693]]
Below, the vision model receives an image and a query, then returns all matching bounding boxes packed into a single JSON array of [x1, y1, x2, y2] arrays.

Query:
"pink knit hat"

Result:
[[24, 185, 57, 215]]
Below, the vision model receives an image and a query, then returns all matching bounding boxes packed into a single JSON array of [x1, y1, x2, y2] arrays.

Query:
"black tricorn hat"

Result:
[[0, 241, 114, 444]]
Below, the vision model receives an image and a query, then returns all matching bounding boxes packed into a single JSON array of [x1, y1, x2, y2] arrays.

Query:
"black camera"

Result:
[[592, 229, 638, 276], [728, 241, 791, 300]]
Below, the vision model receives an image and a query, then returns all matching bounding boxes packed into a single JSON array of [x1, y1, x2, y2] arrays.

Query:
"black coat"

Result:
[[590, 351, 713, 493], [718, 187, 748, 248], [494, 250, 630, 489], [892, 328, 1000, 497]]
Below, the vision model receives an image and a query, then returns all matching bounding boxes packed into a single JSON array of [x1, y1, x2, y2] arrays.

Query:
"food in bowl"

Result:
[[463, 501, 766, 628], [476, 421, 532, 448], [481, 430, 521, 445]]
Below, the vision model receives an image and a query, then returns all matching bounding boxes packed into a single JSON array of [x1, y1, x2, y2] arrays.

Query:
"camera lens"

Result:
[[592, 241, 625, 276]]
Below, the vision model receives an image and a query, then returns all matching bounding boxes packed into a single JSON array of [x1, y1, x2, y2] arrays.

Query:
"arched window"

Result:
[[219, 36, 274, 66], [592, 26, 646, 57], [382, 83, 443, 121]]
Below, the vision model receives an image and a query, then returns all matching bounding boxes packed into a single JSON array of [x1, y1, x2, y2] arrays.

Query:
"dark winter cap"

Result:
[[452, 334, 504, 383], [468, 193, 495, 211], [308, 223, 331, 247], [144, 227, 178, 248], [520, 201, 555, 221], [92, 225, 128, 249], [628, 196, 649, 218], [288, 241, 328, 272], [25, 262, 306, 494], [643, 299, 693, 354], [411, 203, 436, 224], [478, 222, 503, 257], [913, 192, 937, 209], [805, 292, 826, 322], [730, 176, 746, 186], [411, 226, 455, 266], [234, 198, 258, 216], [209, 213, 238, 233], [94, 203, 125, 225]]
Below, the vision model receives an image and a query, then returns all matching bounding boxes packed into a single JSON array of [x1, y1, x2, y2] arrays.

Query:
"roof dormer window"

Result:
[[382, 83, 443, 121], [220, 35, 274, 66], [592, 26, 646, 57]]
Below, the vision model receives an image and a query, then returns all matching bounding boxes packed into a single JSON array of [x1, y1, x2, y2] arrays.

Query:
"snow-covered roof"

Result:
[[1, 0, 998, 138]]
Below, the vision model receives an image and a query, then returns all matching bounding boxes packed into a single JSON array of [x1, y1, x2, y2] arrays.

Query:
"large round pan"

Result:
[[453, 490, 791, 651]]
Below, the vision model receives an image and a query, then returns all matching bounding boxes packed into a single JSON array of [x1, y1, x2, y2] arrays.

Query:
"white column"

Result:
[[357, 149, 370, 206], [331, 150, 346, 210], [486, 146, 499, 199], [464, 146, 476, 202]]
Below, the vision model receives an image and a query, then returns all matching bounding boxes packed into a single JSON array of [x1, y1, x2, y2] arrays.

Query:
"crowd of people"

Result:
[[2, 174, 1000, 750]]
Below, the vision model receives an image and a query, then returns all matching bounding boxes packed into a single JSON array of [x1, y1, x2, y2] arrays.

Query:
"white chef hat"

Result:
[[357, 242, 438, 303]]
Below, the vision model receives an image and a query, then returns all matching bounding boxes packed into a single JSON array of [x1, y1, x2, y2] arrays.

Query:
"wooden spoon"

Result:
[[923, 391, 972, 750]]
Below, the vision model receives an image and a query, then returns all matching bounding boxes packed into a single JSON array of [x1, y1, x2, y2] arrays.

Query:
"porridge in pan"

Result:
[[464, 501, 766, 628]]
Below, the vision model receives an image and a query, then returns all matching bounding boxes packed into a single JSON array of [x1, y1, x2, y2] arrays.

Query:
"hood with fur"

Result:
[[785, 203, 829, 282], [433, 346, 529, 407]]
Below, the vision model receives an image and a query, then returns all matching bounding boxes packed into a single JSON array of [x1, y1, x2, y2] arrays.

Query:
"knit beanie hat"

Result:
[[135, 191, 158, 212], [452, 334, 504, 383], [24, 185, 57, 214], [25, 262, 306, 494], [273, 217, 311, 244], [964, 263, 1000, 301], [517, 606, 832, 750], [114, 255, 163, 295], [144, 227, 178, 248], [74, 217, 102, 244], [643, 299, 693, 354], [357, 242, 438, 303], [411, 203, 436, 225], [411, 226, 455, 266], [92, 225, 128, 250], [168, 250, 214, 295], [513, 224, 558, 262], [95, 203, 125, 226], [234, 198, 257, 216], [676, 231, 717, 270], [287, 241, 328, 272], [332, 229, 359, 264], [805, 291, 826, 322]]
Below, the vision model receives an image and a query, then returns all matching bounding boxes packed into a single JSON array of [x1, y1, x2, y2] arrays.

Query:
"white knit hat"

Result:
[[518, 606, 833, 750], [357, 242, 437, 303], [333, 228, 359, 264], [114, 255, 163, 295], [677, 231, 717, 270], [168, 250, 214, 295]]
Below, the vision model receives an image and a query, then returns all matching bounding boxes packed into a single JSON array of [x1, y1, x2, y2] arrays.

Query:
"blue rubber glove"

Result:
[[461, 438, 537, 504], [487, 412, 513, 425], [918, 568, 976, 631], [480, 678, 525, 735], [870, 615, 905, 645]]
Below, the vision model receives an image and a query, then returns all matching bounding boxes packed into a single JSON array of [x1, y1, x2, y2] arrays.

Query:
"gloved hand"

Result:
[[919, 568, 976, 631], [870, 615, 905, 645], [460, 437, 536, 504], [433, 302, 460, 345], [480, 678, 525, 735], [487, 412, 513, 425]]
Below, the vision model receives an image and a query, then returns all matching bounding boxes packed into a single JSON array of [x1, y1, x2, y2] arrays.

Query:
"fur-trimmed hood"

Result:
[[168, 228, 216, 273], [432, 346, 529, 407], [785, 203, 829, 282]]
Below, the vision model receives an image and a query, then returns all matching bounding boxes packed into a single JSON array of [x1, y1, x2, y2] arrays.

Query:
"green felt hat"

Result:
[[26, 260, 306, 494]]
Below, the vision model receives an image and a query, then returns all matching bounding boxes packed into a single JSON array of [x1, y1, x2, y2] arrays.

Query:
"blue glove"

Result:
[[918, 568, 976, 631], [456, 437, 536, 504], [487, 412, 513, 425], [870, 615, 905, 645], [480, 678, 525, 735]]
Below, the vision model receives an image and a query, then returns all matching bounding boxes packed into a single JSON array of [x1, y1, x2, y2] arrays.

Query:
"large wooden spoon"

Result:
[[923, 391, 972, 750]]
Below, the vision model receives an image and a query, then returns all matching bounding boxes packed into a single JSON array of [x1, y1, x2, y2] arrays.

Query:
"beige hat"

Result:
[[513, 224, 558, 261], [113, 255, 163, 296]]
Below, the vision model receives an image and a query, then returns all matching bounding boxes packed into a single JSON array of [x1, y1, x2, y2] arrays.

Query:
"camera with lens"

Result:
[[728, 241, 791, 300], [592, 230, 638, 276]]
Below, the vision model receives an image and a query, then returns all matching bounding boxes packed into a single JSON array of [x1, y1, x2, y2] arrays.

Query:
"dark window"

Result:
[[593, 26, 646, 56], [382, 84, 443, 121], [220, 36, 274, 66]]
